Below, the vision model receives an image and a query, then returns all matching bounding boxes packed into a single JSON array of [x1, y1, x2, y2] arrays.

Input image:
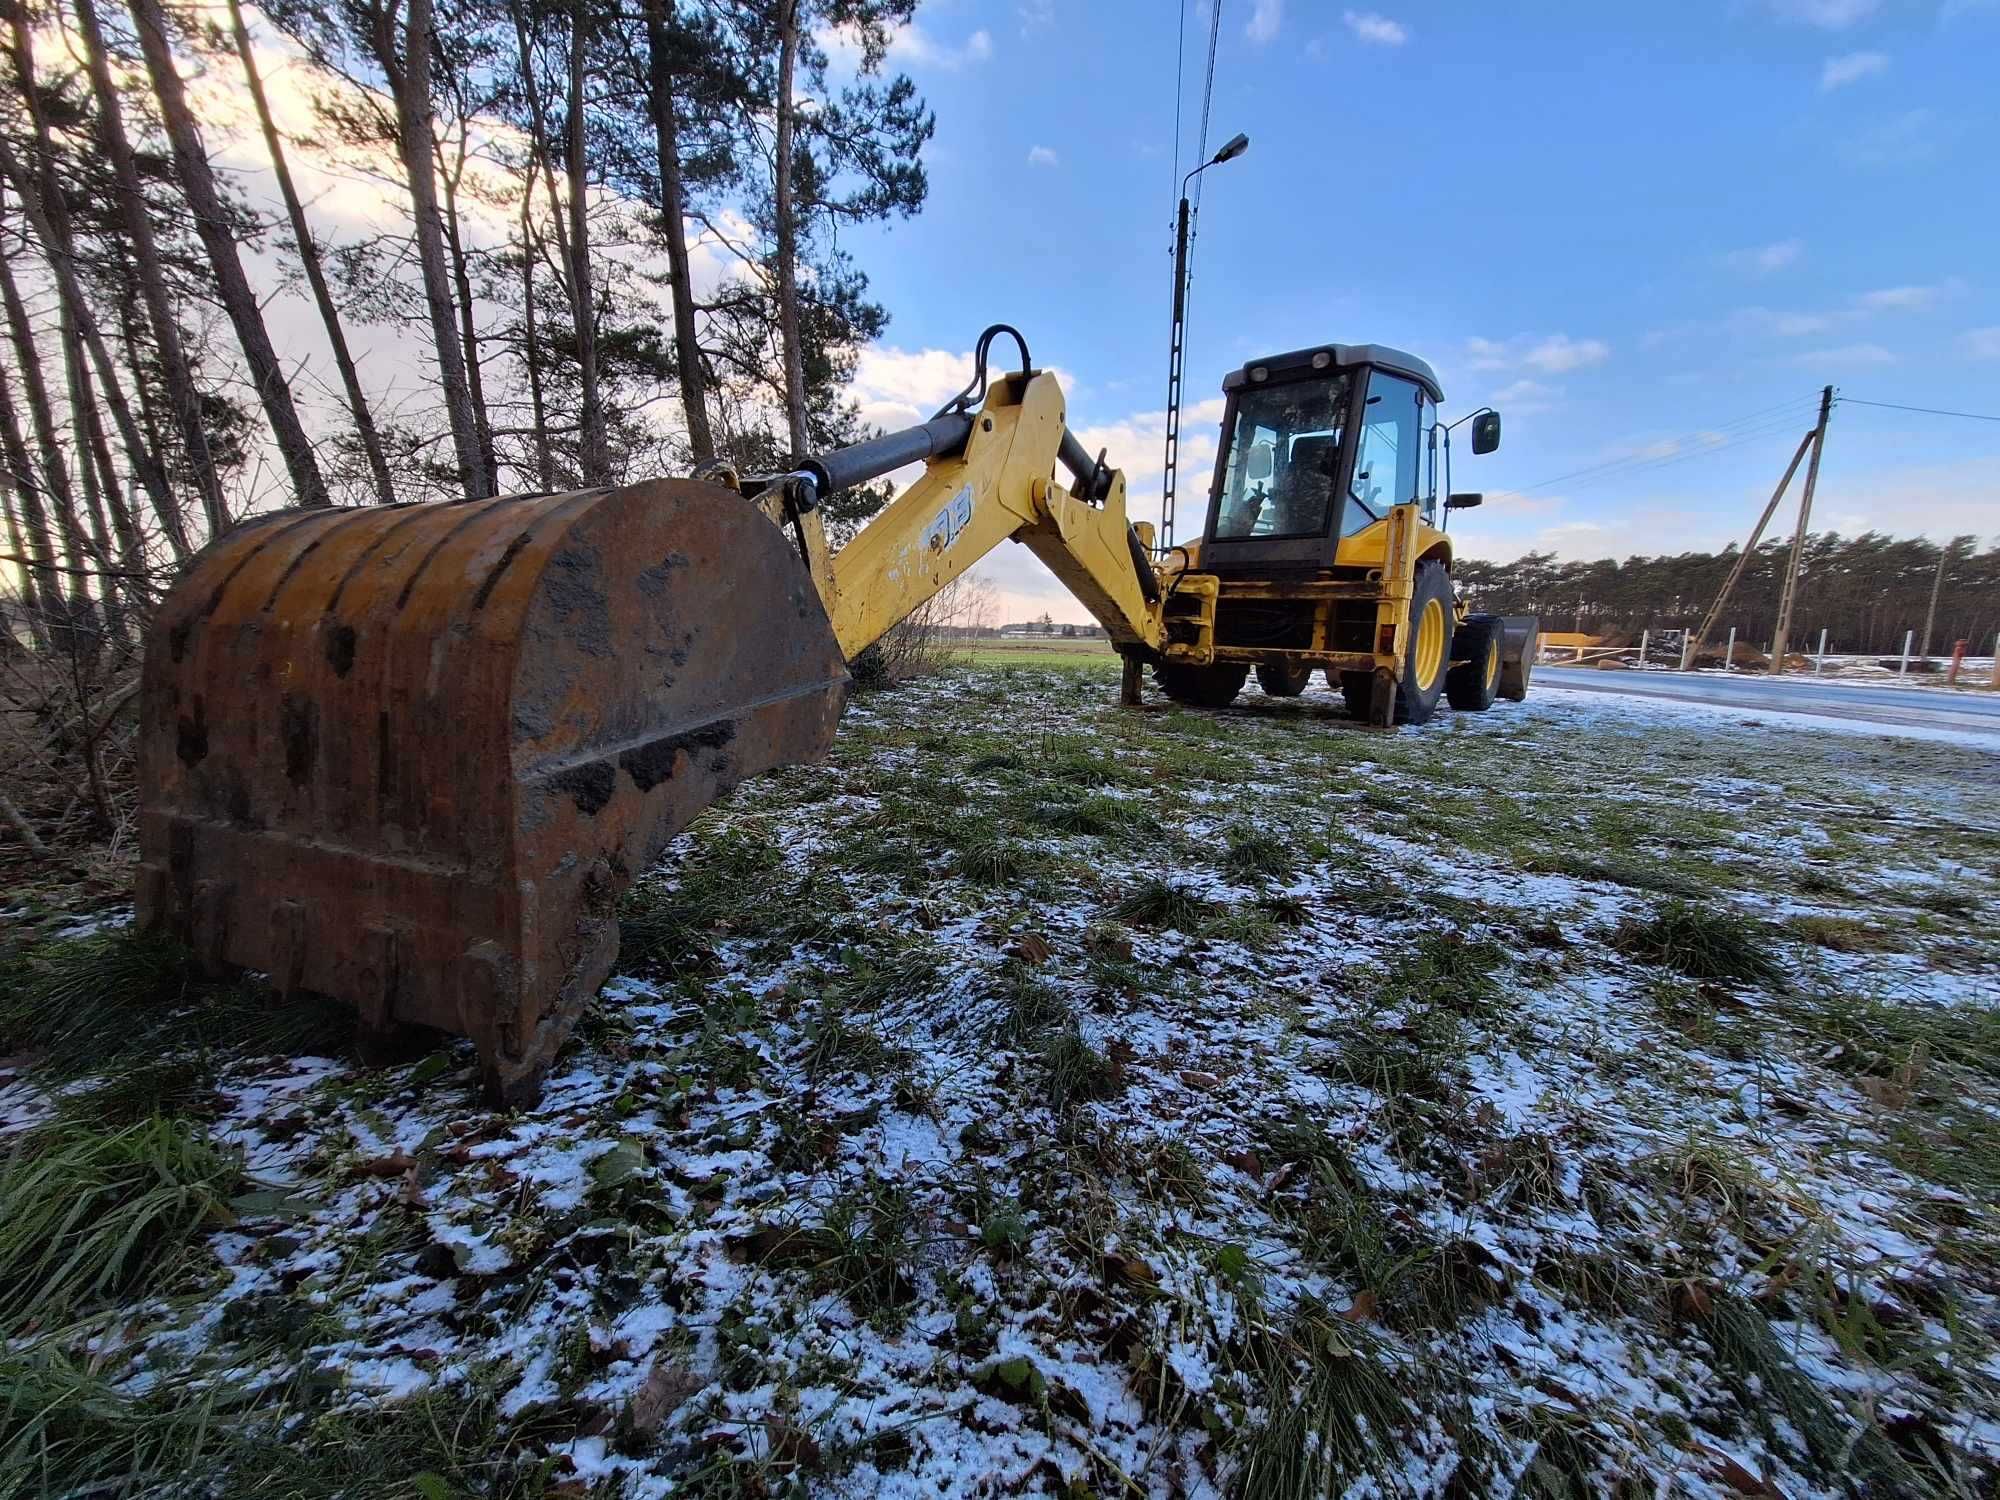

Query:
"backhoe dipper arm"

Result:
[[750, 349, 1161, 661]]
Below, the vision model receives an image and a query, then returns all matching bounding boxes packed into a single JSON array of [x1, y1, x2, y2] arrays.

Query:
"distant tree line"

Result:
[[1456, 532, 2000, 657]]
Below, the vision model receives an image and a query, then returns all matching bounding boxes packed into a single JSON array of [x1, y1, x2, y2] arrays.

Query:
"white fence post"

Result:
[[1899, 629, 1914, 678], [1725, 626, 1736, 671], [1681, 637, 1693, 671], [1639, 629, 1649, 668], [1816, 627, 1827, 676]]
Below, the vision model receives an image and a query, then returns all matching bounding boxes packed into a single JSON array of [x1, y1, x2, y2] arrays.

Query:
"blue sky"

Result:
[[828, 1, 2000, 617]]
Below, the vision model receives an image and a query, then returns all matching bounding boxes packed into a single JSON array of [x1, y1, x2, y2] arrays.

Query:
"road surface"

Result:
[[1535, 665, 2000, 741]]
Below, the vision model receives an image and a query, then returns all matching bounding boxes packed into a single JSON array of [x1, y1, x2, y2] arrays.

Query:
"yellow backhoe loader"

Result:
[[137, 326, 1533, 1103]]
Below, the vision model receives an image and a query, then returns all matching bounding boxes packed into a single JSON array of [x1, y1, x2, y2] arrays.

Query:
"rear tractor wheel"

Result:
[[1446, 615, 1501, 712], [1256, 659, 1314, 697], [1157, 660, 1249, 708]]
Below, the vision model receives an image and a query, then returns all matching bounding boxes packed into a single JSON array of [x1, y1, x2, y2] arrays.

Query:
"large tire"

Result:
[[1446, 615, 1501, 712], [1396, 561, 1454, 725], [1256, 660, 1314, 697], [1157, 660, 1249, 708]]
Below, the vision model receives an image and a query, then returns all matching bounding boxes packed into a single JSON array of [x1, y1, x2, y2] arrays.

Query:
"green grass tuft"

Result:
[[0, 1118, 241, 1337], [1612, 900, 1785, 985], [1114, 878, 1216, 931]]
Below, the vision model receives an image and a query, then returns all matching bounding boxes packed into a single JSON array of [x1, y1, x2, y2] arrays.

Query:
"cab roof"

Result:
[[1220, 343, 1444, 404]]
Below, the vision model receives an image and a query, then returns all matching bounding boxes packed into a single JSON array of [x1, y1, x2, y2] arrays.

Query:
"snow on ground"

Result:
[[6, 661, 1998, 1496]]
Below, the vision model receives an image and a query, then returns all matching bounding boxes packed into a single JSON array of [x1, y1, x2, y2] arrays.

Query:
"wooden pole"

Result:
[[1768, 386, 1834, 674], [1687, 427, 1815, 668]]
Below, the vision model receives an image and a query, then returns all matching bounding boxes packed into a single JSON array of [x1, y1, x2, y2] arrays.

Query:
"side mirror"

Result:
[[1445, 493, 1484, 511], [1246, 440, 1275, 482], [1470, 410, 1501, 455]]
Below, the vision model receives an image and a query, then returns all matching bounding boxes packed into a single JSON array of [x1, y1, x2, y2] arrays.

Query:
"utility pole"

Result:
[[1919, 540, 1952, 661], [1767, 385, 1834, 675], [1159, 132, 1247, 556], [1686, 427, 1815, 667]]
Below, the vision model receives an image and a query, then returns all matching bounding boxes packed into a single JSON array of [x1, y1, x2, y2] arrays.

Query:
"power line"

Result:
[[1840, 397, 2000, 424], [1507, 396, 1821, 494]]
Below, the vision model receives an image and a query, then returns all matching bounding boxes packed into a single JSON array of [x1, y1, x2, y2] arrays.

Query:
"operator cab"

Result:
[[1200, 343, 1454, 571]]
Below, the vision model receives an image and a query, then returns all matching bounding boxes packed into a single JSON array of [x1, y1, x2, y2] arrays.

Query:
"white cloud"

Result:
[[1842, 109, 1939, 167], [1963, 328, 2000, 359], [1791, 342, 1898, 367], [1857, 280, 1961, 311], [1490, 378, 1557, 415], [1342, 10, 1408, 45], [1820, 51, 1888, 90], [1017, 0, 1054, 33], [1026, 145, 1059, 168], [1247, 0, 1283, 44], [824, 22, 992, 73], [1769, 0, 1880, 28], [1467, 334, 1610, 375], [1726, 239, 1803, 274]]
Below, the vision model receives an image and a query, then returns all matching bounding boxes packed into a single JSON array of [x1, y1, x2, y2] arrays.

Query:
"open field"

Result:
[[3, 668, 1997, 1497]]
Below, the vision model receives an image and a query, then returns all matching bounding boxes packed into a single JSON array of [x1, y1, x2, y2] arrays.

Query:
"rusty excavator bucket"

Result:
[[137, 480, 848, 1104]]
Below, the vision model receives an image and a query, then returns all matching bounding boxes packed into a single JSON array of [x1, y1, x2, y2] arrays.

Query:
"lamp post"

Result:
[[1160, 131, 1248, 555]]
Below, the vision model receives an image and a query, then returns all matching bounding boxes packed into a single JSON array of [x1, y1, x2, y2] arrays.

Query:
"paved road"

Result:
[[1535, 664, 2000, 740]]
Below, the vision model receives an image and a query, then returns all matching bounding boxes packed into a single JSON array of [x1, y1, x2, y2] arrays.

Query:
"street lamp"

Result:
[[1160, 132, 1248, 554]]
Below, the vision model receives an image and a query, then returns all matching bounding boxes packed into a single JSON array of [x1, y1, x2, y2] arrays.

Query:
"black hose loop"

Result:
[[933, 325, 1034, 419]]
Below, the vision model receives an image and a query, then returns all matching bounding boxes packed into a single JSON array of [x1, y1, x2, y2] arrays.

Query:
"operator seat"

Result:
[[1269, 433, 1339, 534]]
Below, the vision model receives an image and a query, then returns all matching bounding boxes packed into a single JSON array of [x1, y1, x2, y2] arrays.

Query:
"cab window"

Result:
[[1212, 372, 1353, 540], [1345, 370, 1423, 537]]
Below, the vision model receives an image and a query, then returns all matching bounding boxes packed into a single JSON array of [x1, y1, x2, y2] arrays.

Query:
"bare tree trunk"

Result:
[[436, 134, 498, 488], [61, 307, 123, 648], [566, 0, 606, 483], [0, 212, 78, 560], [772, 0, 809, 457], [125, 0, 329, 509], [507, 0, 575, 485], [0, 352, 55, 644], [74, 0, 229, 538], [76, 315, 145, 591], [0, 23, 187, 557], [517, 202, 555, 490], [643, 0, 714, 462], [226, 0, 395, 504], [371, 0, 490, 498]]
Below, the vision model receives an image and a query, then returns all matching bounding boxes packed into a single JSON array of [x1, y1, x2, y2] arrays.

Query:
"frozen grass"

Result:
[[2, 669, 1997, 1497]]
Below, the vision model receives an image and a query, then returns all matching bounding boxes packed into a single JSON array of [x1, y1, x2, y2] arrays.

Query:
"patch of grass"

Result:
[[1788, 914, 1901, 954], [1521, 849, 1711, 899], [990, 962, 1073, 1044], [1221, 828, 1296, 884], [1611, 900, 1785, 986], [953, 835, 1039, 886], [1783, 990, 2000, 1083], [1041, 1028, 1122, 1113], [799, 1004, 903, 1081], [1114, 878, 1216, 932], [57, 1058, 218, 1128], [0, 1117, 241, 1337], [1371, 932, 1507, 1016], [0, 1345, 250, 1498], [1910, 887, 1978, 920], [1227, 1301, 1409, 1499], [750, 1179, 918, 1319], [1692, 1288, 1922, 1493]]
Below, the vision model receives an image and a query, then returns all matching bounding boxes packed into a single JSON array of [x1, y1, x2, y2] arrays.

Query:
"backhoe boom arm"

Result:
[[760, 365, 1160, 660]]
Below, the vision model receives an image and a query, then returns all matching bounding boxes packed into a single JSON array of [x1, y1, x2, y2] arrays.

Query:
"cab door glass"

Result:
[[1212, 372, 1352, 540], [1346, 371, 1423, 537]]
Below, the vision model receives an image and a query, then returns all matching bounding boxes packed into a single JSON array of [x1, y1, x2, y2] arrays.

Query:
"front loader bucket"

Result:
[[137, 480, 848, 1104]]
